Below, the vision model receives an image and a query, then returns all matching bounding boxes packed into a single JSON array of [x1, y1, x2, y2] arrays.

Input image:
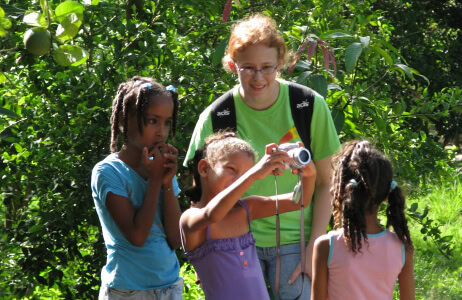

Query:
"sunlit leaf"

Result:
[[0, 107, 20, 118], [55, 1, 84, 23], [52, 45, 88, 66], [370, 45, 393, 66], [394, 63, 414, 80], [328, 83, 342, 90], [0, 72, 6, 83], [23, 11, 47, 27], [0, 7, 12, 36], [322, 31, 353, 39], [359, 36, 370, 48], [83, 0, 100, 5], [345, 42, 363, 73]]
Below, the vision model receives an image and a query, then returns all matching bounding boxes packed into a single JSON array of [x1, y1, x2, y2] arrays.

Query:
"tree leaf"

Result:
[[329, 47, 337, 77], [296, 71, 312, 85], [322, 31, 353, 39], [23, 11, 47, 27], [331, 107, 345, 134], [345, 42, 363, 73], [307, 40, 317, 61], [52, 45, 88, 66], [0, 107, 20, 118], [320, 43, 330, 74], [370, 45, 393, 66], [310, 74, 328, 98], [359, 36, 370, 48], [295, 40, 310, 57], [211, 36, 228, 67], [83, 0, 100, 5], [55, 1, 84, 23], [222, 0, 232, 23], [394, 63, 414, 80]]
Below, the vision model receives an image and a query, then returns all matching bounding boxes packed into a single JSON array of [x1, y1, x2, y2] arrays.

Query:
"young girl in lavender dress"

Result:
[[180, 131, 317, 300]]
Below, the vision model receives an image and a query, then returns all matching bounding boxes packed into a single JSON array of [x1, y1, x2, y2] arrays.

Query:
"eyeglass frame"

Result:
[[234, 63, 279, 76]]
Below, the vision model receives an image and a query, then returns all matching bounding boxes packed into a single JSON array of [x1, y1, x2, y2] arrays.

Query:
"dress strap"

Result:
[[237, 200, 252, 231], [179, 220, 187, 251]]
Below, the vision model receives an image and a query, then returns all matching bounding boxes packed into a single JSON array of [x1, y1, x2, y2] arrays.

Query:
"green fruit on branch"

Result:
[[24, 27, 51, 56]]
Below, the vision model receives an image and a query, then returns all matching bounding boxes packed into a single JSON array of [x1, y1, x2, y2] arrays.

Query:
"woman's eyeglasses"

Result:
[[235, 64, 278, 76]]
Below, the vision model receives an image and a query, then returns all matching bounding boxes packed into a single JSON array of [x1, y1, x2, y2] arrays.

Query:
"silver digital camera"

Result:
[[278, 143, 311, 169]]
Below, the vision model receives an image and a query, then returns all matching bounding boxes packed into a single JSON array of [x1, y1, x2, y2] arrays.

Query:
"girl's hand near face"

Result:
[[142, 146, 166, 180], [159, 144, 178, 186], [142, 144, 178, 185], [249, 143, 290, 180]]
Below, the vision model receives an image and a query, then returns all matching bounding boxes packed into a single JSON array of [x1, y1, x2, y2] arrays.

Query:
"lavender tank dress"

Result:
[[183, 200, 270, 300]]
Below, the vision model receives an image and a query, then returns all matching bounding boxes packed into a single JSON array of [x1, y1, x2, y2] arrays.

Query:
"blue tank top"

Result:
[[183, 201, 270, 300]]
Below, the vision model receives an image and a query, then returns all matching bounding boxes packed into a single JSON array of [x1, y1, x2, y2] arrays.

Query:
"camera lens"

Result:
[[298, 149, 310, 163]]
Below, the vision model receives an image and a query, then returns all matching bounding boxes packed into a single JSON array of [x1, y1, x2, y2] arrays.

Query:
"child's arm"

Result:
[[105, 146, 168, 247], [180, 144, 290, 235], [304, 155, 335, 279], [311, 235, 329, 300], [245, 160, 317, 220], [160, 144, 182, 249], [398, 248, 415, 300]]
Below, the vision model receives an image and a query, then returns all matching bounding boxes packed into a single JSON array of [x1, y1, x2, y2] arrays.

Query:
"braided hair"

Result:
[[185, 131, 256, 203], [331, 140, 413, 253], [109, 76, 179, 152]]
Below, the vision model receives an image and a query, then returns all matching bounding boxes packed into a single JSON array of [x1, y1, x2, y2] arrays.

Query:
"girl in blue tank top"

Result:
[[180, 131, 317, 300]]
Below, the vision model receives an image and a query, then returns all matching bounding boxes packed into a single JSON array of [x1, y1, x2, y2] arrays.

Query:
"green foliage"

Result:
[[0, 0, 460, 298], [180, 263, 204, 300], [404, 178, 462, 299]]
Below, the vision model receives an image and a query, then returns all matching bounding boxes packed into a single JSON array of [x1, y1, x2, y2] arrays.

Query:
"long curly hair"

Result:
[[109, 76, 179, 152], [331, 140, 413, 253]]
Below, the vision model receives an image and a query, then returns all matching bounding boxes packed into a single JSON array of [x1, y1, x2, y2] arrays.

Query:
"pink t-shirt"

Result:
[[327, 228, 405, 300]]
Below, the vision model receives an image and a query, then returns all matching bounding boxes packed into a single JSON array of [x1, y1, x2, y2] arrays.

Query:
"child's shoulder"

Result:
[[93, 153, 121, 169], [314, 232, 333, 248]]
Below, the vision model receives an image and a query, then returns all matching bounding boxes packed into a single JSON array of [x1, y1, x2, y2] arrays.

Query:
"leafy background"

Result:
[[0, 0, 461, 298]]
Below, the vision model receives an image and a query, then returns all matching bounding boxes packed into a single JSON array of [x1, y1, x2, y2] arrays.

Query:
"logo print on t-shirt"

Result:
[[217, 109, 230, 117], [296, 101, 310, 109], [278, 127, 300, 145]]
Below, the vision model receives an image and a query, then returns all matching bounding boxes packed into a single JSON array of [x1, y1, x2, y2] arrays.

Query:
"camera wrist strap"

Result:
[[274, 175, 306, 299], [299, 174, 306, 297], [274, 175, 281, 297]]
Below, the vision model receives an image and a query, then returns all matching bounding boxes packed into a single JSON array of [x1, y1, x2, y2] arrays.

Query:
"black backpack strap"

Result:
[[210, 89, 236, 132], [288, 82, 315, 155]]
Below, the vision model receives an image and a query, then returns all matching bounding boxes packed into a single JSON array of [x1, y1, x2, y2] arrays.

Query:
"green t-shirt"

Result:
[[183, 79, 340, 247]]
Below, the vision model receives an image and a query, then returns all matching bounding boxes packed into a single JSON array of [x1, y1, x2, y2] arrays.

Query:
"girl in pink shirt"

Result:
[[311, 140, 415, 300]]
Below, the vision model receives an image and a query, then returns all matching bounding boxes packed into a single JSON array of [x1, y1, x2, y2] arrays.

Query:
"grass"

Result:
[[405, 178, 462, 300]]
